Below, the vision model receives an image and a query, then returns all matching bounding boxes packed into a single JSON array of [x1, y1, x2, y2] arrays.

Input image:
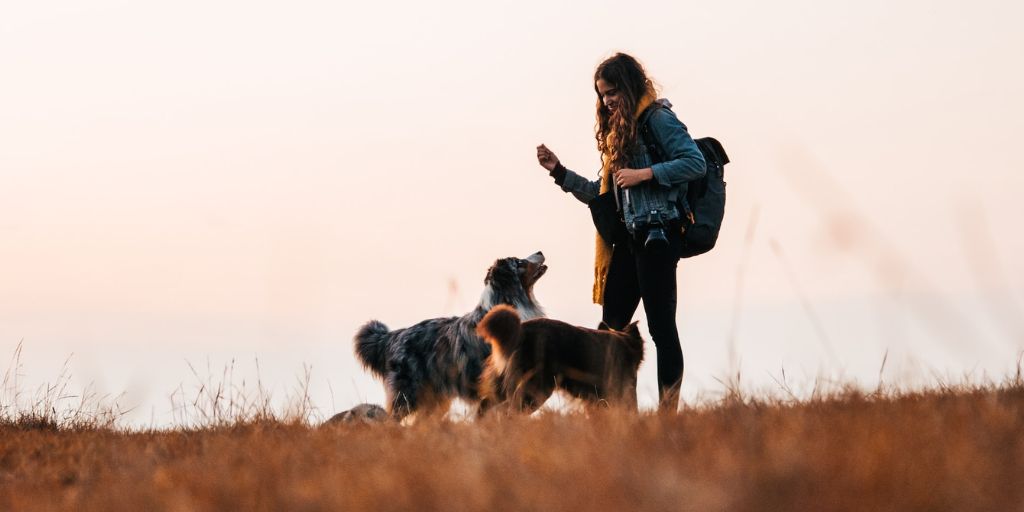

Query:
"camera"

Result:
[[643, 220, 669, 249], [620, 185, 679, 251]]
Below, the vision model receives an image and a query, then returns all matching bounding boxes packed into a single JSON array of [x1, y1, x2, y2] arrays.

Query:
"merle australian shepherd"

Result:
[[476, 304, 644, 414], [354, 252, 546, 419]]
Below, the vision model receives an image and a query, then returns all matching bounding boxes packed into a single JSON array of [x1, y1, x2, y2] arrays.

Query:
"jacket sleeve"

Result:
[[555, 164, 602, 204], [647, 108, 706, 188]]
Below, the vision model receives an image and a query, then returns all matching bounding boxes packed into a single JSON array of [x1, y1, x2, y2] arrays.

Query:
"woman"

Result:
[[536, 53, 706, 410]]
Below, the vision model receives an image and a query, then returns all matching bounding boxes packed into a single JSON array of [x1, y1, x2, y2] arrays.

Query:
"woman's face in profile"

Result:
[[596, 78, 622, 116]]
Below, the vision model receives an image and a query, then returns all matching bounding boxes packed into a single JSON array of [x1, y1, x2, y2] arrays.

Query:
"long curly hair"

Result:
[[594, 53, 657, 173]]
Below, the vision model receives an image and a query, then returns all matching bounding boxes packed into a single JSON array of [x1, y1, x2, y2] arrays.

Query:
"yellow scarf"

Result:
[[593, 91, 656, 304]]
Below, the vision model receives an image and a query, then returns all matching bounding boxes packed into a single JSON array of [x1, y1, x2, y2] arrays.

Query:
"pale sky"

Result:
[[2, 0, 1022, 425]]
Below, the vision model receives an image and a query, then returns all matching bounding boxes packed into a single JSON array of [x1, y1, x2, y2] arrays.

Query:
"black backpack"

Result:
[[639, 106, 729, 258]]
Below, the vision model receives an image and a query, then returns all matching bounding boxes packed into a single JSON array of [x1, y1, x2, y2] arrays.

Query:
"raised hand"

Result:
[[536, 144, 560, 172]]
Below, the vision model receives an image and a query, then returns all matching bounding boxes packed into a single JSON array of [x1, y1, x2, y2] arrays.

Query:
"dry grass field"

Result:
[[2, 369, 1024, 512]]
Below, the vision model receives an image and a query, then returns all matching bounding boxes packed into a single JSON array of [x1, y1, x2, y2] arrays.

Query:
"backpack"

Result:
[[639, 105, 729, 258]]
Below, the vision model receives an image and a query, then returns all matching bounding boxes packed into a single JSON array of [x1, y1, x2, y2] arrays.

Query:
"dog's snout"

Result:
[[527, 251, 545, 264]]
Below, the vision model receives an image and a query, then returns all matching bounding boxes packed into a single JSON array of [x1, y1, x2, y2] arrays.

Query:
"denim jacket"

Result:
[[558, 100, 706, 233]]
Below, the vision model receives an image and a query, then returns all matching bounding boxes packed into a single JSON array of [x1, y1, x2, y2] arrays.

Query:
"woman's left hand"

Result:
[[613, 168, 654, 188]]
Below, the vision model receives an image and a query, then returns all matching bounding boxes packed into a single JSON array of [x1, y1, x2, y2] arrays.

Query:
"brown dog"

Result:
[[476, 305, 644, 414]]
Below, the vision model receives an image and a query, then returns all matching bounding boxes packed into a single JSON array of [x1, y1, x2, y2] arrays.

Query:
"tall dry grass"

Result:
[[0, 342, 126, 432], [2, 355, 1023, 512]]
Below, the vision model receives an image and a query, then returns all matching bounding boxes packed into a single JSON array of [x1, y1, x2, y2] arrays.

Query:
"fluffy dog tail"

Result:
[[477, 305, 523, 357], [354, 320, 390, 375]]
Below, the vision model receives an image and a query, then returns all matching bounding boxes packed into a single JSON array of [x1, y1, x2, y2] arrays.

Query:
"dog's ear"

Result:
[[624, 321, 641, 338], [485, 259, 506, 284], [486, 258, 516, 285], [597, 321, 611, 331]]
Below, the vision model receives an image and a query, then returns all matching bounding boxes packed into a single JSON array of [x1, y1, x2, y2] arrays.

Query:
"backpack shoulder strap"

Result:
[[638, 100, 676, 201], [638, 99, 674, 161]]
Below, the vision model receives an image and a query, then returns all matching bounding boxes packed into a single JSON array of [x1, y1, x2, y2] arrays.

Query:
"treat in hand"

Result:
[[536, 144, 559, 172]]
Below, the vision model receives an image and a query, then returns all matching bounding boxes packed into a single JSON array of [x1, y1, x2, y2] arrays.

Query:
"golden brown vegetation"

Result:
[[2, 375, 1024, 512]]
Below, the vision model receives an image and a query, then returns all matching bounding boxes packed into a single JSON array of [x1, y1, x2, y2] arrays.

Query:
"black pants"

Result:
[[601, 234, 683, 409]]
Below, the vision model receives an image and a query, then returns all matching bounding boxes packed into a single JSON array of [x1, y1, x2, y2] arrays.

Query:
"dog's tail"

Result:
[[477, 305, 522, 357], [354, 320, 390, 375]]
